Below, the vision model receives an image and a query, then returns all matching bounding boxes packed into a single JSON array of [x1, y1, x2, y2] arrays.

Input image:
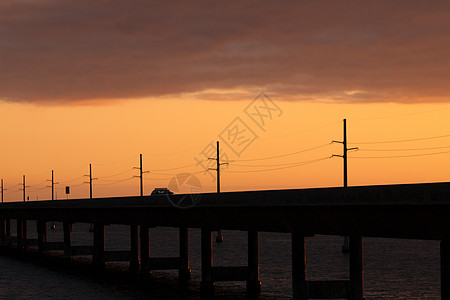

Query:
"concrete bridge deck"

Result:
[[1, 181, 450, 299], [1, 181, 450, 239]]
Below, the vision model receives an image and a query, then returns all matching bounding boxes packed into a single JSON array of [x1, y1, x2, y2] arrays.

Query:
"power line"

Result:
[[349, 106, 450, 122], [259, 121, 340, 141], [225, 157, 331, 173], [359, 145, 450, 152], [142, 146, 204, 157], [96, 177, 134, 186], [351, 150, 450, 159], [28, 179, 49, 188], [144, 177, 174, 181], [149, 170, 204, 176], [232, 143, 331, 162], [59, 176, 85, 184], [232, 158, 330, 168], [96, 168, 133, 179], [151, 163, 197, 171], [350, 134, 450, 145]]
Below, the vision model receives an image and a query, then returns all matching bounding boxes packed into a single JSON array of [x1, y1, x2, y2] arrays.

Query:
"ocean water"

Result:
[[0, 221, 441, 299]]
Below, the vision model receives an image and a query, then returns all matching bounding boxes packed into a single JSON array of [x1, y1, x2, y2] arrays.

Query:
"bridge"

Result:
[[1, 181, 450, 299]]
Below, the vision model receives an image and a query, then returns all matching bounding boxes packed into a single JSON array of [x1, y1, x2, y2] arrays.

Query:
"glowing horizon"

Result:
[[1, 96, 450, 202]]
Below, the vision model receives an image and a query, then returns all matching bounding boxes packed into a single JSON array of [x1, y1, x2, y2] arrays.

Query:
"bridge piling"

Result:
[[130, 225, 139, 272], [349, 236, 364, 300], [37, 221, 47, 253], [441, 240, 450, 300], [5, 219, 10, 246], [139, 225, 150, 274], [292, 234, 364, 299], [63, 222, 72, 261], [247, 230, 261, 294], [179, 227, 191, 282], [292, 233, 307, 299], [200, 228, 214, 294], [17, 219, 23, 250], [0, 219, 5, 246], [22, 220, 27, 249], [93, 223, 105, 269]]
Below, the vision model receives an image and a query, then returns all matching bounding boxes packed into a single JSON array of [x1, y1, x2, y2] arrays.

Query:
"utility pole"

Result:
[[134, 154, 149, 197], [209, 141, 228, 242], [1, 179, 6, 203], [332, 119, 358, 252], [140, 154, 143, 196], [47, 170, 58, 200], [84, 164, 97, 199], [20, 175, 29, 202]]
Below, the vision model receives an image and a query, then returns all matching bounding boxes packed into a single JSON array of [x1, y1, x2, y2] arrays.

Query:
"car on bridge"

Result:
[[151, 188, 173, 195]]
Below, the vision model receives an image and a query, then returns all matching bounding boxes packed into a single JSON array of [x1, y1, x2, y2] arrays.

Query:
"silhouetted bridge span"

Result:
[[2, 182, 450, 299]]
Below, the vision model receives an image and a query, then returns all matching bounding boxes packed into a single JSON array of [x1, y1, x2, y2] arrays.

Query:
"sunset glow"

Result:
[[1, 1, 450, 202]]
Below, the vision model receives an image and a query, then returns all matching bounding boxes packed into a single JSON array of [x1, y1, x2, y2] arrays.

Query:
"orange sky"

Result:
[[1, 96, 450, 202], [1, 1, 450, 201]]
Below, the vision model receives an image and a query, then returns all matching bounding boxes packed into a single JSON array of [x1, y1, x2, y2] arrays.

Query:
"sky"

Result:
[[1, 1, 450, 201]]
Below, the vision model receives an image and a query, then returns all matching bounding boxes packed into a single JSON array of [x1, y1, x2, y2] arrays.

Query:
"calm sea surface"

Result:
[[0, 221, 441, 299]]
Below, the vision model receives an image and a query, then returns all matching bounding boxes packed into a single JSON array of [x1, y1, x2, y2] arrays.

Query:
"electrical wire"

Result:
[[349, 106, 450, 122], [259, 121, 340, 141], [350, 134, 450, 145], [232, 158, 329, 168], [97, 168, 133, 179], [351, 150, 450, 159], [225, 157, 331, 173], [232, 143, 331, 162], [96, 177, 134, 186], [143, 146, 204, 157], [28, 180, 49, 188], [59, 176, 85, 184], [149, 170, 205, 176], [150, 163, 197, 171], [28, 186, 49, 192], [360, 145, 450, 152]]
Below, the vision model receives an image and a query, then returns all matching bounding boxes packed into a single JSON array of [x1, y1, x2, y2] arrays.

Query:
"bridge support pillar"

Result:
[[93, 223, 105, 269], [22, 220, 28, 249], [17, 219, 23, 250], [349, 236, 364, 300], [5, 219, 10, 246], [179, 227, 191, 282], [63, 222, 72, 261], [37, 221, 47, 253], [200, 229, 261, 296], [140, 225, 150, 274], [200, 228, 214, 294], [130, 225, 139, 272], [0, 219, 5, 246], [441, 240, 450, 300], [292, 234, 363, 300], [247, 230, 261, 294], [292, 233, 307, 299]]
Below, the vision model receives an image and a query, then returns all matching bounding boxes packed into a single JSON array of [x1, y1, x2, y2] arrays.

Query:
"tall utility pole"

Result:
[[47, 170, 58, 200], [21, 175, 29, 202], [1, 179, 6, 203], [134, 154, 149, 197], [84, 164, 97, 199], [140, 154, 143, 196], [52, 170, 55, 200], [216, 141, 221, 194], [209, 141, 228, 242], [332, 119, 358, 187], [332, 119, 358, 252], [89, 164, 93, 199]]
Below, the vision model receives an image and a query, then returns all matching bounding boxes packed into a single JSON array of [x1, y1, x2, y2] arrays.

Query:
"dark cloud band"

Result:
[[1, 0, 449, 103]]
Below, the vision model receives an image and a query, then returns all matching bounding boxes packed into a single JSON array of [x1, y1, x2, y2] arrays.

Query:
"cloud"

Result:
[[1, 0, 450, 104]]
